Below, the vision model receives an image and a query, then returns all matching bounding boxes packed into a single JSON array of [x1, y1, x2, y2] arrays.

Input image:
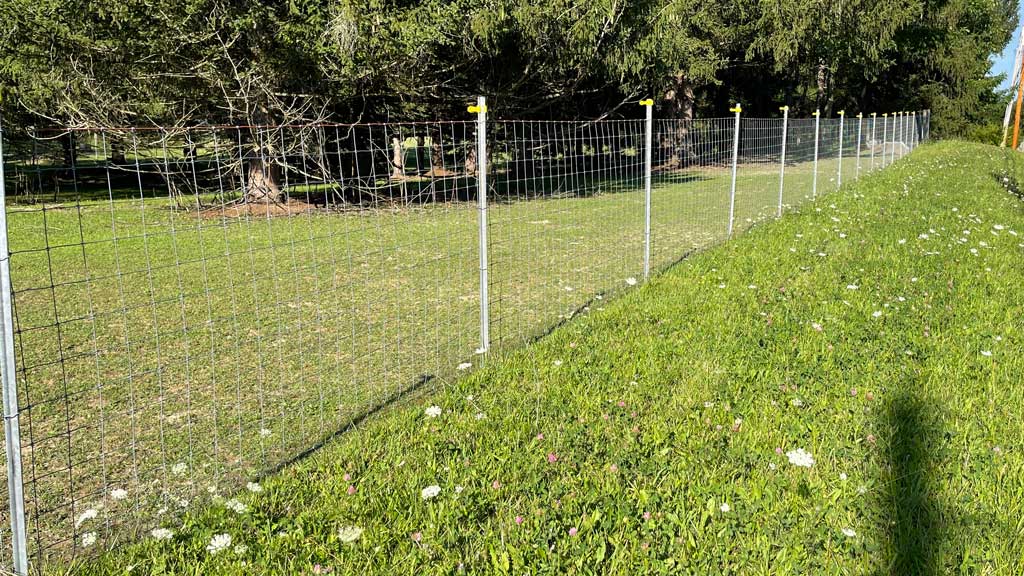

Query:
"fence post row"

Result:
[[0, 120, 28, 575], [812, 109, 821, 199], [0, 102, 929, 573], [778, 106, 789, 218], [727, 103, 742, 237], [641, 99, 654, 279], [470, 97, 490, 354]]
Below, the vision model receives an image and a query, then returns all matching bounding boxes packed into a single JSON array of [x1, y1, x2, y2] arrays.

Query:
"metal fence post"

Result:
[[470, 97, 490, 353], [777, 106, 789, 218], [837, 110, 845, 189], [882, 114, 888, 167], [812, 109, 820, 199], [855, 113, 863, 179], [641, 98, 653, 279], [870, 113, 877, 171], [891, 112, 897, 164], [0, 119, 29, 575], [727, 103, 741, 237]]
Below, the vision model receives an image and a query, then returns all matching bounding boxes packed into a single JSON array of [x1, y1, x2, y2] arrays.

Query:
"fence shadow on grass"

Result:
[[884, 391, 941, 576], [256, 373, 437, 479]]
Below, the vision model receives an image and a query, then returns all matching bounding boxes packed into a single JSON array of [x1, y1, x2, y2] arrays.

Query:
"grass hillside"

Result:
[[72, 141, 1024, 574]]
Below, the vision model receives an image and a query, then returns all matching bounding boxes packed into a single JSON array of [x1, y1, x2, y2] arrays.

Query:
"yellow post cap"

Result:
[[779, 105, 789, 112], [729, 104, 742, 113], [838, 110, 845, 116], [467, 104, 487, 113], [812, 110, 820, 117], [857, 113, 863, 118], [639, 98, 654, 106]]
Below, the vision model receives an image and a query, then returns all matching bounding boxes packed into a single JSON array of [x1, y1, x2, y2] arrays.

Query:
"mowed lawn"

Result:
[[59, 140, 1024, 575], [6, 136, 864, 561]]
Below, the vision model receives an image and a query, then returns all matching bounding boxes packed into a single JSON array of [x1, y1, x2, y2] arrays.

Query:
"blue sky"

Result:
[[989, 4, 1024, 90]]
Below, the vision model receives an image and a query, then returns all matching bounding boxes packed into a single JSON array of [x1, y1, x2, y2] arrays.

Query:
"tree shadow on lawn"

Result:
[[883, 391, 942, 576]]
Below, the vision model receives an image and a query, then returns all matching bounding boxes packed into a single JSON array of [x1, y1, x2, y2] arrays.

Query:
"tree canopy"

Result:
[[0, 0, 1017, 134]]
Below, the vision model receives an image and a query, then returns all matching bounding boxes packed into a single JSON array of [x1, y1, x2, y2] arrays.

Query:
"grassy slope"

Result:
[[72, 140, 1024, 574]]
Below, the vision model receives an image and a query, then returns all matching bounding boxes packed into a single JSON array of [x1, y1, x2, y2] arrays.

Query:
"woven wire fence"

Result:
[[0, 107, 928, 571]]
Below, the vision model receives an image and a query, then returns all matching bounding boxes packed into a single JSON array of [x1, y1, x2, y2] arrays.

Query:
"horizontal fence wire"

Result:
[[0, 110, 928, 570]]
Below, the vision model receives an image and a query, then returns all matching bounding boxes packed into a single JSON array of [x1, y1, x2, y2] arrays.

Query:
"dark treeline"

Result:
[[0, 1, 1016, 137]]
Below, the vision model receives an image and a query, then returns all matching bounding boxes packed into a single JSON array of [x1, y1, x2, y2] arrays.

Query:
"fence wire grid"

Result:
[[0, 105, 929, 572]]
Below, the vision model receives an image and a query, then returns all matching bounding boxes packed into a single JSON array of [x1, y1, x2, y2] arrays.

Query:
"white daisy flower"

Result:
[[338, 525, 363, 543], [81, 532, 97, 548], [786, 448, 815, 468], [246, 482, 263, 493], [454, 485, 464, 494], [421, 485, 442, 500], [625, 277, 637, 286], [225, 498, 248, 514], [206, 533, 232, 555], [424, 405, 442, 418], [151, 528, 174, 541], [719, 502, 730, 513]]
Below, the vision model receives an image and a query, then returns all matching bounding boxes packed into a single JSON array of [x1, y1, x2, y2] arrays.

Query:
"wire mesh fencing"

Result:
[[0, 106, 929, 572]]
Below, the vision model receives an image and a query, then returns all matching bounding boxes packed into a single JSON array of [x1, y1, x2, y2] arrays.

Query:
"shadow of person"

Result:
[[885, 391, 941, 576]]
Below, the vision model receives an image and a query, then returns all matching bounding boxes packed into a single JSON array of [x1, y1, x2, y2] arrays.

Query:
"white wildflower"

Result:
[[150, 528, 174, 541], [872, 311, 882, 318], [841, 528, 857, 538], [234, 544, 248, 555], [81, 532, 97, 548], [425, 405, 442, 418], [839, 472, 848, 481], [474, 412, 486, 420], [846, 284, 859, 290], [981, 350, 992, 357], [457, 362, 472, 371], [259, 428, 272, 437], [171, 462, 188, 476], [719, 502, 730, 513], [786, 448, 815, 468], [625, 277, 637, 286], [454, 485, 464, 494], [246, 482, 263, 494], [338, 525, 363, 543], [110, 488, 128, 501], [421, 485, 442, 500], [206, 533, 232, 555], [225, 498, 248, 514]]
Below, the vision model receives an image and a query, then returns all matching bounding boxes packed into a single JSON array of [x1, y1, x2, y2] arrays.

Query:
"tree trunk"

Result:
[[391, 136, 405, 180], [245, 158, 284, 204], [816, 61, 832, 115], [661, 72, 695, 168]]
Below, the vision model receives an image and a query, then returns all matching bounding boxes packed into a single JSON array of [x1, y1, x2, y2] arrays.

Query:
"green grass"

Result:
[[54, 140, 1024, 574], [4, 141, 887, 562]]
